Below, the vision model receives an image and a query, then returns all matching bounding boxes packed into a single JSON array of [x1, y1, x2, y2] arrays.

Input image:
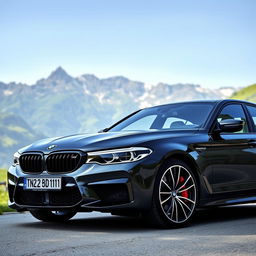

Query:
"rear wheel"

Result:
[[30, 209, 77, 222], [145, 159, 198, 228]]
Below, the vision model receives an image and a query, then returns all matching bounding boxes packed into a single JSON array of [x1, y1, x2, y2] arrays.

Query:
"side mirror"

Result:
[[216, 119, 244, 133]]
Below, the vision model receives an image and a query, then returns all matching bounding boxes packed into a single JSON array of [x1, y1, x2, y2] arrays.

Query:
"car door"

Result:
[[203, 103, 256, 194]]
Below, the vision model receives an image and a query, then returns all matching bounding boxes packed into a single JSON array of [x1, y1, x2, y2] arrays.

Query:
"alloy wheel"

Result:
[[159, 164, 197, 224]]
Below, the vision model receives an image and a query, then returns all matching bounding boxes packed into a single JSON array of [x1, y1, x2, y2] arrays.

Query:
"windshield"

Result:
[[109, 102, 215, 132]]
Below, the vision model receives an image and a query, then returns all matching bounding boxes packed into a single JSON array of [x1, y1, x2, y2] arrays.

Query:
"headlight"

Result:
[[13, 152, 21, 166], [87, 147, 152, 165]]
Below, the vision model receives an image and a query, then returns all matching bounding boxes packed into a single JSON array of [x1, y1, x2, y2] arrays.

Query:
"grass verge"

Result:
[[0, 169, 15, 214]]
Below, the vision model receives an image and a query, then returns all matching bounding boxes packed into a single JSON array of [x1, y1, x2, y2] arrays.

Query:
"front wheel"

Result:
[[145, 159, 198, 228], [30, 209, 77, 222]]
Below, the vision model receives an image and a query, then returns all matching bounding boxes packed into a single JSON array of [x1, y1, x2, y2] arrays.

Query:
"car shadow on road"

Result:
[[16, 204, 256, 233], [194, 204, 256, 224]]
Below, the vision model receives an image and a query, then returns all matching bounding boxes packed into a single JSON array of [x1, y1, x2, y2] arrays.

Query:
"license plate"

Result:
[[24, 177, 62, 190]]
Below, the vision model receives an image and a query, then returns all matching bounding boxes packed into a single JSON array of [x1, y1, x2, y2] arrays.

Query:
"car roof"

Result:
[[145, 99, 256, 110]]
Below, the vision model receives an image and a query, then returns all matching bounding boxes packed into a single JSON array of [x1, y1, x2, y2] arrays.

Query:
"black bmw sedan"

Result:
[[8, 99, 256, 228]]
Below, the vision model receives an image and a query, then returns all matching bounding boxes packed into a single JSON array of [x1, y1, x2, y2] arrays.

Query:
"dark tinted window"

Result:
[[109, 103, 215, 131], [247, 105, 256, 130], [217, 104, 248, 133]]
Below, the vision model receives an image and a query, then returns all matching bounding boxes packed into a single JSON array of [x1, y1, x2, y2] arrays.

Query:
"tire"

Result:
[[145, 159, 198, 228], [30, 209, 77, 222]]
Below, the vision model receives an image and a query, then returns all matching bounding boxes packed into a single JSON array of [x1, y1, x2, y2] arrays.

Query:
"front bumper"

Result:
[[8, 158, 158, 212]]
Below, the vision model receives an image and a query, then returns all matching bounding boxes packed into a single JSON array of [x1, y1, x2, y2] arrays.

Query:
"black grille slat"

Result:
[[19, 154, 43, 173], [60, 155, 63, 171], [36, 155, 40, 171], [23, 155, 27, 171], [20, 152, 83, 174], [62, 154, 66, 172], [46, 152, 82, 173], [66, 155, 70, 172], [31, 155, 35, 171]]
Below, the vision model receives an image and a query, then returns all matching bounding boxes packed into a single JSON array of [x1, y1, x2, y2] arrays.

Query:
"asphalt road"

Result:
[[1, 205, 256, 256]]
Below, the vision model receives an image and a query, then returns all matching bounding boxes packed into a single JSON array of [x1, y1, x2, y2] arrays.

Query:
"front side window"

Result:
[[109, 102, 215, 132], [246, 105, 256, 130], [217, 104, 248, 133]]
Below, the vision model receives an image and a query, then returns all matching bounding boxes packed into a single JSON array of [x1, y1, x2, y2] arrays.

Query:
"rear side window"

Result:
[[247, 105, 256, 130], [217, 104, 248, 133]]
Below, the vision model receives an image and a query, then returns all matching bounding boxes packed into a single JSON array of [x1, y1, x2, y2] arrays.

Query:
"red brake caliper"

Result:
[[179, 176, 188, 198]]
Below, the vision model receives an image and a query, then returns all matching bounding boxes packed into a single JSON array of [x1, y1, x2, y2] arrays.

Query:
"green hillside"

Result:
[[231, 84, 256, 102], [0, 169, 14, 214], [0, 112, 44, 168]]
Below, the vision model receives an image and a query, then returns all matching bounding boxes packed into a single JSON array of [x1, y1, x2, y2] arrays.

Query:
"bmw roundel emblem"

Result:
[[47, 145, 57, 150]]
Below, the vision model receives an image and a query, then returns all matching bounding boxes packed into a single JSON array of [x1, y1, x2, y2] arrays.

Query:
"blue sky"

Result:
[[0, 0, 255, 88]]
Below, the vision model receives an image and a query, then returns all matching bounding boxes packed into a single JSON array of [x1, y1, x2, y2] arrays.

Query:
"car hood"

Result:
[[19, 130, 198, 154]]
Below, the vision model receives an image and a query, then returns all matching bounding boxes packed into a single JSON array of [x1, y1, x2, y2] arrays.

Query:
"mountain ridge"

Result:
[[230, 84, 256, 102], [0, 67, 239, 136], [0, 111, 44, 168], [0, 66, 242, 168]]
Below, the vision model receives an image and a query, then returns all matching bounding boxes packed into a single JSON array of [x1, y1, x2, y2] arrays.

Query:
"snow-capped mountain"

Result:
[[0, 67, 240, 167], [0, 66, 237, 138]]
